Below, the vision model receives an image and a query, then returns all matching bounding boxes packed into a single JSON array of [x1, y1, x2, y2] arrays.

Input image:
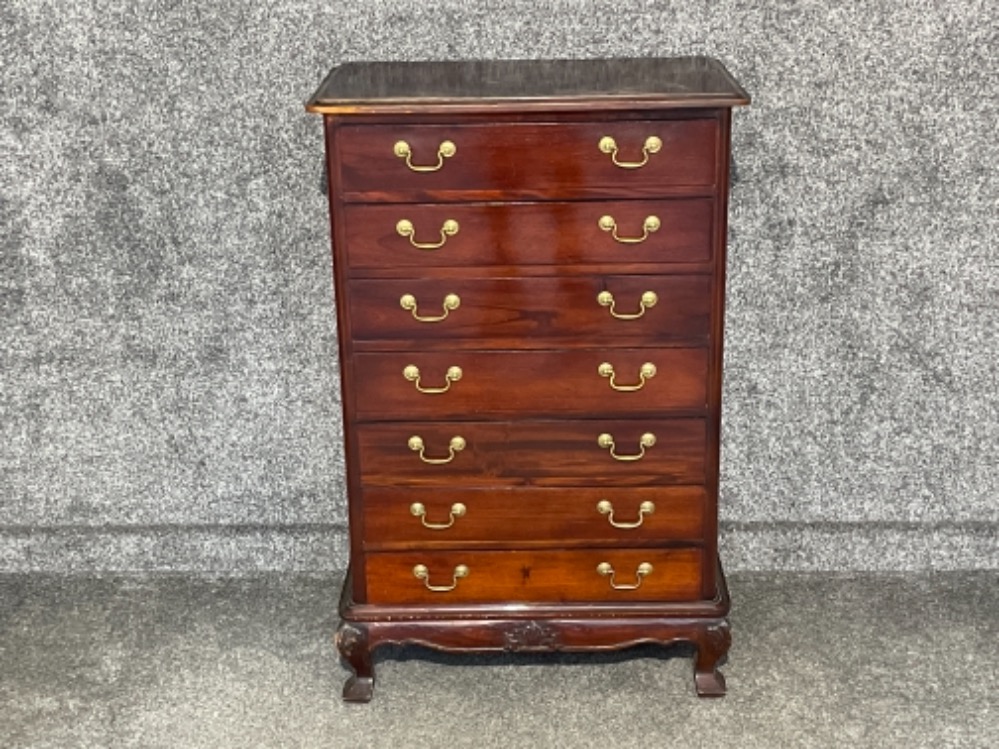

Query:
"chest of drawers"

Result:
[[307, 57, 749, 701]]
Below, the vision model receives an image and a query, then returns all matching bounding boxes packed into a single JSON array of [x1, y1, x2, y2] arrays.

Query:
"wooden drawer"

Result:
[[356, 419, 706, 487], [353, 348, 708, 421], [341, 199, 713, 271], [362, 486, 706, 549], [336, 119, 718, 201], [347, 276, 711, 349], [364, 548, 704, 604]]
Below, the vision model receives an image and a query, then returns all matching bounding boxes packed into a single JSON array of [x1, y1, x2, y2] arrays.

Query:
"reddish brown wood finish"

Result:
[[361, 486, 707, 548], [341, 198, 713, 270], [334, 562, 732, 702], [364, 548, 703, 605], [311, 57, 747, 701], [337, 119, 718, 201], [347, 275, 712, 348], [308, 58, 750, 114], [356, 419, 706, 487], [352, 348, 708, 420], [701, 107, 734, 601], [322, 100, 369, 605]]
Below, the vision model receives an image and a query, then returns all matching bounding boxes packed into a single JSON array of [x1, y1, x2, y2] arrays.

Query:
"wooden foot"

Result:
[[336, 621, 374, 703], [694, 666, 727, 696], [693, 621, 731, 697], [343, 674, 374, 702]]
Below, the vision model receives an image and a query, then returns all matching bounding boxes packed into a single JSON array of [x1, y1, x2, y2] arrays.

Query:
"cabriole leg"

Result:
[[693, 621, 731, 697], [336, 621, 374, 702]]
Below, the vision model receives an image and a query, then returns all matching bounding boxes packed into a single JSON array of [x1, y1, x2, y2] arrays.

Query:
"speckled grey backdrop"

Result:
[[1, 1, 996, 572]]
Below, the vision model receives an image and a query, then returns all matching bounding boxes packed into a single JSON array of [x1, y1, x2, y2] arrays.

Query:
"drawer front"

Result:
[[341, 199, 713, 270], [353, 348, 709, 421], [364, 548, 704, 604], [348, 276, 711, 347], [337, 119, 718, 200], [356, 419, 706, 487], [362, 486, 706, 548]]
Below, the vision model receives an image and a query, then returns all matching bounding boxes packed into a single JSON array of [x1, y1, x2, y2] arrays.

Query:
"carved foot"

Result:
[[336, 621, 375, 703], [693, 621, 731, 698], [694, 666, 727, 697], [343, 674, 375, 702]]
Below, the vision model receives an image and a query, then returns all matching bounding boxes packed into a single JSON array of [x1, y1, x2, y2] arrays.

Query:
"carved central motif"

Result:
[[502, 621, 562, 652]]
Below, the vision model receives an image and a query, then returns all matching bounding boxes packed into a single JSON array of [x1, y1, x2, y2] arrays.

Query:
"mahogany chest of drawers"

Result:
[[306, 57, 749, 701]]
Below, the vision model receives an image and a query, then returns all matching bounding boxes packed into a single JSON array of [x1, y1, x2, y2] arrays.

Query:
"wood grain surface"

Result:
[[364, 547, 704, 604], [337, 119, 718, 201], [352, 348, 709, 420], [360, 486, 706, 548], [356, 418, 706, 487], [347, 275, 712, 348]]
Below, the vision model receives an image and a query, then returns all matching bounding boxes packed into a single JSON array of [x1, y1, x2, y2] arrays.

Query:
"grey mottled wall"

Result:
[[2, 1, 996, 572]]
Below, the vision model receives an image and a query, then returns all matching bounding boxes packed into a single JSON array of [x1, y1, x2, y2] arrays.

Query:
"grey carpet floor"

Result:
[[0, 572, 995, 748]]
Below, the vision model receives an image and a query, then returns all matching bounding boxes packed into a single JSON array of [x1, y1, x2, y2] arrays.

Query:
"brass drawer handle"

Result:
[[403, 364, 462, 394], [400, 293, 460, 323], [408, 435, 466, 465], [596, 561, 653, 590], [598, 362, 656, 392], [410, 502, 467, 530], [597, 290, 657, 320], [598, 135, 662, 169], [597, 500, 655, 529], [393, 140, 456, 172], [598, 215, 661, 244], [396, 219, 460, 250], [413, 563, 469, 592], [597, 432, 656, 462]]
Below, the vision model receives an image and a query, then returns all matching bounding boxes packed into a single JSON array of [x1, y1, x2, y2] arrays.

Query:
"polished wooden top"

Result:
[[307, 57, 750, 114]]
